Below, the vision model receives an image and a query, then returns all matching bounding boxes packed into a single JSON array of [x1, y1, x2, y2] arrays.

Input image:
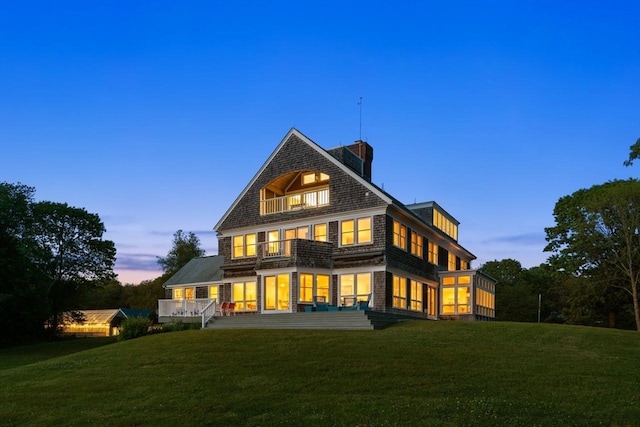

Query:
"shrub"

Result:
[[118, 317, 152, 341], [161, 321, 200, 333]]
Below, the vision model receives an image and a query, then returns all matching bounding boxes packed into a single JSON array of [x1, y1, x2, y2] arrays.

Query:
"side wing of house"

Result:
[[158, 255, 224, 322]]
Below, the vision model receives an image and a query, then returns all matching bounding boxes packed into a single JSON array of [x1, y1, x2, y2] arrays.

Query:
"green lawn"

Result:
[[0, 322, 638, 426]]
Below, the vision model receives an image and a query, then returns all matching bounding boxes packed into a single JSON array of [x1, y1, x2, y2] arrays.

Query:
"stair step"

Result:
[[204, 310, 405, 330]]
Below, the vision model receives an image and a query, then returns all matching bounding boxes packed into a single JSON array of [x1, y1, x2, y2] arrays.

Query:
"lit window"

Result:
[[433, 209, 458, 240], [357, 217, 371, 243], [313, 223, 327, 242], [341, 220, 354, 245], [340, 272, 371, 305], [440, 276, 472, 315], [233, 235, 243, 258], [302, 171, 330, 185], [428, 241, 438, 264], [341, 217, 372, 246], [173, 288, 184, 300], [297, 226, 309, 239], [233, 281, 257, 312], [393, 221, 406, 250], [300, 273, 313, 302], [246, 234, 256, 256], [393, 275, 406, 308], [209, 285, 219, 302], [302, 172, 316, 185], [185, 288, 195, 300], [264, 274, 289, 311], [232, 233, 257, 258], [448, 253, 456, 271], [457, 287, 470, 313], [410, 280, 423, 312], [458, 275, 471, 284], [267, 230, 280, 256], [410, 231, 423, 257], [299, 273, 330, 303], [427, 286, 437, 316]]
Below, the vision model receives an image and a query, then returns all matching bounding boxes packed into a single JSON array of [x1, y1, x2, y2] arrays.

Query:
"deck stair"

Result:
[[203, 310, 409, 330]]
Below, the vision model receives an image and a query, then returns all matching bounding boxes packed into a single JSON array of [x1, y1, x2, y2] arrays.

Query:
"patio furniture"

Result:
[[313, 296, 329, 312]]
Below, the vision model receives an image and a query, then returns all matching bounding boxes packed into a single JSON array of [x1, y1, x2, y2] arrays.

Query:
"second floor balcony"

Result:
[[256, 238, 334, 269], [260, 188, 329, 215]]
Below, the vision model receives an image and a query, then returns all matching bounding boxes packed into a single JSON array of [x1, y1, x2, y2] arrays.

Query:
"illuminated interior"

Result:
[[233, 281, 257, 311], [433, 209, 458, 240], [299, 273, 330, 303], [341, 217, 372, 246], [260, 171, 330, 215], [340, 272, 371, 305], [264, 274, 290, 311], [440, 273, 495, 318]]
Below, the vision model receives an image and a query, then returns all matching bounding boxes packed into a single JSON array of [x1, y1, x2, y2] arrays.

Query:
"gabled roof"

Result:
[[73, 309, 127, 325], [214, 128, 392, 231], [163, 255, 224, 287]]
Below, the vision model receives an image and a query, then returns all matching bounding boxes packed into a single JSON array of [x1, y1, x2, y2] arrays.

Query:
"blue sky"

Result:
[[1, 1, 638, 284]]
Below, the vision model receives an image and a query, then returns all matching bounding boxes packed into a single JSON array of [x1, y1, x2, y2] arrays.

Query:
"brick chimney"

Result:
[[346, 140, 374, 181]]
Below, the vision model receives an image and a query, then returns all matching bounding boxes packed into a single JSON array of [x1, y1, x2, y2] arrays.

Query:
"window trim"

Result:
[[340, 216, 373, 247], [393, 220, 407, 250], [410, 231, 423, 258], [298, 272, 331, 303]]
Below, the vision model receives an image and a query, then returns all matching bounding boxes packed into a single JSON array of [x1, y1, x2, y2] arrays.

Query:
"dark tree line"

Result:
[[0, 183, 116, 345]]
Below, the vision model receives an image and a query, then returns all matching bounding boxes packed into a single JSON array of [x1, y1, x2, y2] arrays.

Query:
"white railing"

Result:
[[260, 188, 329, 215], [201, 300, 217, 328], [158, 298, 215, 318]]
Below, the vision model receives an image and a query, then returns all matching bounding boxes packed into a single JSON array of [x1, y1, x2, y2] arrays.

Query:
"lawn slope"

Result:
[[1, 322, 638, 426]]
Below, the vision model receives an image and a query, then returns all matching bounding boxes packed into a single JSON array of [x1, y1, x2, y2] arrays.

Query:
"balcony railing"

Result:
[[260, 188, 329, 215], [158, 298, 215, 318], [260, 239, 292, 258]]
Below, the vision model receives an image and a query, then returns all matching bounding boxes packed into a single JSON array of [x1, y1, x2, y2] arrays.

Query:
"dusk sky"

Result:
[[1, 1, 638, 284]]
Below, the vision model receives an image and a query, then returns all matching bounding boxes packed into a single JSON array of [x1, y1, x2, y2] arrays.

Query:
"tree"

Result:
[[29, 201, 116, 336], [545, 179, 640, 331], [0, 183, 48, 344], [480, 259, 539, 322], [623, 137, 640, 167], [157, 230, 205, 276]]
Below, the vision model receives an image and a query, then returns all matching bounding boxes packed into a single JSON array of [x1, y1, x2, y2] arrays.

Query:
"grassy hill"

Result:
[[1, 321, 638, 426]]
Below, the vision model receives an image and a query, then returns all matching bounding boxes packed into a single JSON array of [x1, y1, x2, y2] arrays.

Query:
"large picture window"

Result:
[[341, 217, 372, 246], [441, 275, 471, 315], [339, 272, 371, 305], [233, 233, 257, 258], [264, 274, 290, 311], [232, 281, 257, 312], [299, 273, 330, 303]]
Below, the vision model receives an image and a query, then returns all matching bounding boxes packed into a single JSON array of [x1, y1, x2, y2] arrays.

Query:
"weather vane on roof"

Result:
[[357, 96, 363, 141]]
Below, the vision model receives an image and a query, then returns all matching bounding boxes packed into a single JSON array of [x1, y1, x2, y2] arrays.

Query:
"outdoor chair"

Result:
[[313, 295, 329, 312], [225, 302, 236, 316], [215, 301, 228, 317], [356, 294, 371, 311], [340, 297, 358, 311]]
